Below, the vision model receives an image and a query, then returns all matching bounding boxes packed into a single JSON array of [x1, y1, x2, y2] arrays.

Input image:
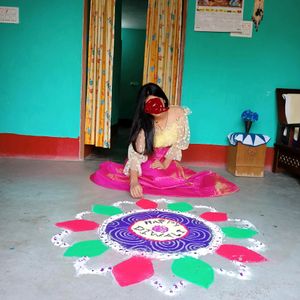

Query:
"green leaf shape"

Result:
[[221, 226, 258, 239], [92, 204, 123, 216], [64, 240, 109, 257], [171, 256, 214, 288], [167, 202, 193, 212]]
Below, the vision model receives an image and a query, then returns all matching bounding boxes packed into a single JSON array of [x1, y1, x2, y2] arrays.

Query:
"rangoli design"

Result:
[[52, 198, 267, 295]]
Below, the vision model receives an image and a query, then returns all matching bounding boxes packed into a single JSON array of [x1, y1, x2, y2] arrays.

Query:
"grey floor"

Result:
[[1, 155, 300, 300]]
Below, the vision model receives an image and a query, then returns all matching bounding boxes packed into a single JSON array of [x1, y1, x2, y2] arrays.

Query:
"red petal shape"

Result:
[[200, 212, 228, 222], [216, 244, 267, 263], [55, 220, 100, 232], [136, 199, 158, 209], [112, 256, 154, 287]]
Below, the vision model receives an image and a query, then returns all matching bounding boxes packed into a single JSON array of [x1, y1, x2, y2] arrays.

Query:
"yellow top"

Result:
[[154, 122, 178, 147], [124, 106, 191, 176]]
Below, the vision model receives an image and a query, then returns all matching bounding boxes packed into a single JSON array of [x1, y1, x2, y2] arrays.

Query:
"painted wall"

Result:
[[1, 0, 300, 162], [181, 0, 300, 146], [119, 28, 146, 120], [0, 0, 83, 138]]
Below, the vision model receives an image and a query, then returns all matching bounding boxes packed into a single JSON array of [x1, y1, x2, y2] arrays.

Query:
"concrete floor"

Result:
[[1, 157, 300, 300]]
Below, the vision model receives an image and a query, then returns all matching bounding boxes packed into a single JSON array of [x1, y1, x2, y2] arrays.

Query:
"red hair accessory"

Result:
[[144, 97, 169, 115]]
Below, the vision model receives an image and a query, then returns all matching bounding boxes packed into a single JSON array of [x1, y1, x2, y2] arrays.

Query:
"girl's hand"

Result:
[[151, 159, 164, 169], [130, 182, 143, 198], [151, 157, 172, 169], [175, 161, 186, 178], [162, 157, 172, 169]]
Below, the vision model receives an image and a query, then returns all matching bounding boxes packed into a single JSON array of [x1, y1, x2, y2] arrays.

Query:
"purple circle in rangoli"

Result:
[[102, 210, 214, 254]]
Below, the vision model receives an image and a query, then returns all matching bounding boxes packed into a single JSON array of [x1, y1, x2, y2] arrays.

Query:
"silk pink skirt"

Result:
[[90, 147, 239, 198]]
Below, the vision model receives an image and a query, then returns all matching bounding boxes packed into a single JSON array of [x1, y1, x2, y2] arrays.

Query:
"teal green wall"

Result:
[[0, 0, 83, 138], [182, 0, 300, 145], [1, 0, 300, 148], [120, 28, 146, 120]]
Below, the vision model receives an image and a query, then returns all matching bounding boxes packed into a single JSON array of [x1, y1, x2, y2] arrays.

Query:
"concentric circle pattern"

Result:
[[100, 210, 217, 255]]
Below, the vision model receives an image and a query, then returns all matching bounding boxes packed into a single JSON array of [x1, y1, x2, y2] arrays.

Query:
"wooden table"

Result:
[[227, 142, 267, 177]]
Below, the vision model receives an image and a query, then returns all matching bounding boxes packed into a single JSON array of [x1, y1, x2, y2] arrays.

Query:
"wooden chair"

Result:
[[272, 88, 300, 176]]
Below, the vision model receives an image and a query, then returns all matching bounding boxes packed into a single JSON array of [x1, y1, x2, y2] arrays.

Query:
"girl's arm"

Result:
[[129, 169, 143, 198], [165, 107, 191, 162], [123, 130, 147, 198]]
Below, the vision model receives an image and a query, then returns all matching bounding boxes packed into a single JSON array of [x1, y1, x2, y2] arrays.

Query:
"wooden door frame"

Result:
[[177, 0, 188, 104], [79, 0, 90, 160]]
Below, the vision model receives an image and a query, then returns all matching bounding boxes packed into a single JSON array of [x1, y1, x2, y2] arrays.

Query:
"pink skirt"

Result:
[[90, 147, 239, 198]]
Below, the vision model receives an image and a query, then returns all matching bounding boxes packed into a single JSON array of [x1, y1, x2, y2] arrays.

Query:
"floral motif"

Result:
[[241, 109, 259, 134], [241, 109, 259, 122]]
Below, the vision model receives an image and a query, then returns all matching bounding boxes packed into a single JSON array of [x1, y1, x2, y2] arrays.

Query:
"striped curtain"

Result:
[[143, 0, 183, 105], [85, 0, 115, 148]]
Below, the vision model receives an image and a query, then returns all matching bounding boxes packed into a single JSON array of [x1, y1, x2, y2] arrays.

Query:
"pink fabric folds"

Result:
[[90, 147, 239, 198]]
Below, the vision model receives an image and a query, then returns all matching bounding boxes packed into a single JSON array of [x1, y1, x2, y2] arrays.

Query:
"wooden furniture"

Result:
[[272, 88, 300, 176], [227, 143, 267, 177]]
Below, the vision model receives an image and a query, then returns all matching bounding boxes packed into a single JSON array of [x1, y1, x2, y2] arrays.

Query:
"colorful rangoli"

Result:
[[51, 198, 267, 295]]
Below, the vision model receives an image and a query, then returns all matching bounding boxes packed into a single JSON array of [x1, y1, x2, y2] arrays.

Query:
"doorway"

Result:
[[81, 0, 148, 162], [80, 0, 187, 162], [119, 0, 148, 128]]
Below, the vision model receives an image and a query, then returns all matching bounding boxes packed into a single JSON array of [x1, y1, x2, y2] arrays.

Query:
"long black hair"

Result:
[[129, 82, 169, 155]]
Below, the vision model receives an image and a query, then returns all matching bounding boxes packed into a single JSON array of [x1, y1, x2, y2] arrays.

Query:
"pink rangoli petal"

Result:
[[216, 244, 267, 263], [112, 256, 154, 287], [136, 199, 158, 209], [200, 212, 228, 222], [55, 220, 100, 232]]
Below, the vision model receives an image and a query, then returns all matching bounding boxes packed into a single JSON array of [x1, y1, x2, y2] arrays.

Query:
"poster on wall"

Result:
[[0, 6, 19, 23], [194, 0, 243, 32], [230, 21, 253, 38]]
